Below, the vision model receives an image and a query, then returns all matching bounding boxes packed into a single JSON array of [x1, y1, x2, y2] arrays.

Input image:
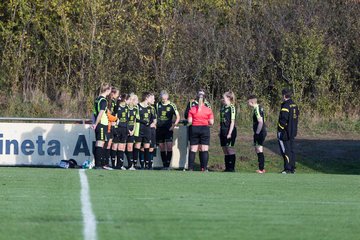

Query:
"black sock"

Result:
[[257, 152, 265, 170], [199, 152, 204, 169], [139, 150, 145, 168], [188, 151, 196, 170], [167, 151, 173, 168], [104, 148, 110, 166], [94, 146, 102, 167], [200, 151, 209, 170], [224, 155, 229, 171], [116, 150, 125, 168], [161, 151, 167, 167], [150, 151, 154, 162], [110, 149, 117, 168], [153, 148, 157, 159], [228, 154, 236, 171], [144, 148, 150, 169], [133, 148, 140, 167], [126, 151, 133, 168]]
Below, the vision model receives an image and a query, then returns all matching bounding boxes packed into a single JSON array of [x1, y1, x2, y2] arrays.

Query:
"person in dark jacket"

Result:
[[277, 89, 299, 174]]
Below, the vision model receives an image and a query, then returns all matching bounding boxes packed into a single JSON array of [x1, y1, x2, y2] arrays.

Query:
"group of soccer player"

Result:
[[92, 83, 299, 174], [92, 83, 180, 171]]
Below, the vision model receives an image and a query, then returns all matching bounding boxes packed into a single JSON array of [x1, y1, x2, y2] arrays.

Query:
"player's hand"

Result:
[[169, 126, 174, 131], [227, 134, 232, 139], [91, 124, 97, 130], [129, 130, 134, 136]]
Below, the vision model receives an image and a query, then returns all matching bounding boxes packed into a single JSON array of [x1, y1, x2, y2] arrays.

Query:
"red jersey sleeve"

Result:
[[208, 108, 214, 120], [188, 107, 194, 120]]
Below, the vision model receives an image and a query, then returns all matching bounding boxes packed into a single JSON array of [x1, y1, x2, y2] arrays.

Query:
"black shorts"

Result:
[[113, 127, 128, 144], [220, 127, 237, 147], [135, 125, 151, 144], [189, 126, 210, 146], [254, 131, 267, 146], [150, 128, 156, 148], [109, 126, 116, 140], [156, 127, 174, 144], [127, 126, 135, 143], [127, 135, 135, 144], [95, 124, 109, 141]]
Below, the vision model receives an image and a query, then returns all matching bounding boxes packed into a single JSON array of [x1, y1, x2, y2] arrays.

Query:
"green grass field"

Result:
[[0, 168, 359, 240]]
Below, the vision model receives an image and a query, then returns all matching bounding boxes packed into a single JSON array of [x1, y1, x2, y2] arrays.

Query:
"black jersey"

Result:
[[116, 103, 128, 128], [220, 104, 236, 129], [252, 104, 266, 133], [136, 103, 153, 126], [278, 99, 299, 139], [93, 96, 108, 125], [110, 99, 117, 114], [149, 105, 157, 126], [184, 99, 211, 119], [127, 105, 137, 130], [156, 101, 179, 129]]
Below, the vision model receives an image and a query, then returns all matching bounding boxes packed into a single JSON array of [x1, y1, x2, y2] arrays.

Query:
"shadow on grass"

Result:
[[265, 138, 360, 175]]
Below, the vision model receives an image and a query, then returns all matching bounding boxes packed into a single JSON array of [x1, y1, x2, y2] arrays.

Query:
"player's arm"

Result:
[[107, 110, 118, 122], [92, 99, 106, 129], [150, 107, 157, 128], [254, 107, 263, 134], [187, 108, 193, 125], [170, 103, 180, 131], [227, 105, 236, 138]]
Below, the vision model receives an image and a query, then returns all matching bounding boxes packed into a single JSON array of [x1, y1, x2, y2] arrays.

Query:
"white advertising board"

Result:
[[0, 122, 189, 169]]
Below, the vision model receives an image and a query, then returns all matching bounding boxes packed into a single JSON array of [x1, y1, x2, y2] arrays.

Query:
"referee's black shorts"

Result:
[[219, 127, 237, 147], [189, 126, 210, 146]]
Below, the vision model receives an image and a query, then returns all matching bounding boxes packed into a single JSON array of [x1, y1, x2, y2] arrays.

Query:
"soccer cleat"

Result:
[[256, 169, 266, 174], [120, 166, 127, 170], [129, 166, 136, 171], [102, 165, 113, 170], [201, 168, 209, 172]]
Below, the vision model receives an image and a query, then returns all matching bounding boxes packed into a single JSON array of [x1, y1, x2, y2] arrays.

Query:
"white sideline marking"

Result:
[[79, 169, 97, 240]]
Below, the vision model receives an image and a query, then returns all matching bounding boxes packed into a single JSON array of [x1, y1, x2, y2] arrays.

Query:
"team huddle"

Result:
[[92, 83, 299, 174]]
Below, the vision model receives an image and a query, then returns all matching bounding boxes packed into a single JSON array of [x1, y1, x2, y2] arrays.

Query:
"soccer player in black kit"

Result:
[[219, 91, 237, 172], [148, 93, 157, 169], [113, 93, 130, 170], [126, 93, 138, 170], [92, 83, 112, 169], [247, 95, 267, 173], [133, 92, 154, 170], [277, 89, 299, 174], [156, 90, 180, 169]]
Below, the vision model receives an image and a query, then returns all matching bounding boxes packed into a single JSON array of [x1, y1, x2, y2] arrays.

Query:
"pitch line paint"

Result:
[[79, 169, 97, 240]]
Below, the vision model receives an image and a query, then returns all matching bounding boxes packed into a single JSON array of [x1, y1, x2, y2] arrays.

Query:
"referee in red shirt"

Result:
[[187, 90, 214, 171]]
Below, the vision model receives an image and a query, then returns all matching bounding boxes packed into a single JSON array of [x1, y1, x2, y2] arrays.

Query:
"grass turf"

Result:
[[1, 168, 359, 240]]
